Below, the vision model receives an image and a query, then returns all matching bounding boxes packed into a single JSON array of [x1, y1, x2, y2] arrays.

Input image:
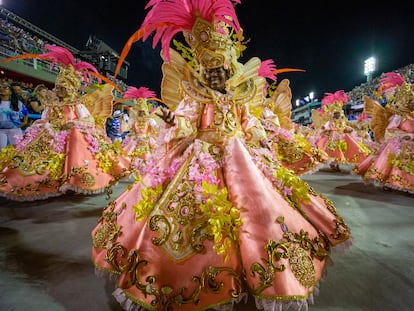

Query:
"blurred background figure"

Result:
[[0, 82, 28, 148], [0, 45, 131, 201], [354, 72, 414, 193], [121, 86, 161, 175], [313, 90, 370, 171], [106, 109, 124, 142], [25, 84, 48, 128]]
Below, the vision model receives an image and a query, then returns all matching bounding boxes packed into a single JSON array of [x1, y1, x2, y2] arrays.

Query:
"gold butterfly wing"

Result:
[[160, 48, 189, 111], [270, 79, 292, 129], [362, 95, 388, 141], [82, 84, 114, 131], [311, 109, 327, 130]]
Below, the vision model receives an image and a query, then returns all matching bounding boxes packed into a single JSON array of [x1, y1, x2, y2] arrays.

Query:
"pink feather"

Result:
[[379, 72, 404, 91], [357, 113, 369, 122], [139, 0, 241, 62], [258, 59, 277, 81]]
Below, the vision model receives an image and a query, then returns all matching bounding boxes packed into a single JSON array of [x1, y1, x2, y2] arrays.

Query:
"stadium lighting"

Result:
[[309, 92, 314, 101], [364, 57, 376, 82]]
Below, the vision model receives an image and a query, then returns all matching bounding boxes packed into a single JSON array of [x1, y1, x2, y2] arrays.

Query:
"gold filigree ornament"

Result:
[[93, 205, 122, 249], [323, 101, 343, 115], [391, 82, 414, 115], [55, 64, 82, 104], [288, 244, 316, 289], [80, 172, 95, 187], [183, 18, 240, 71]]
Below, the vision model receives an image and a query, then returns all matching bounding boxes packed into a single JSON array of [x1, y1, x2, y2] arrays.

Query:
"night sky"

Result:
[[4, 0, 414, 102]]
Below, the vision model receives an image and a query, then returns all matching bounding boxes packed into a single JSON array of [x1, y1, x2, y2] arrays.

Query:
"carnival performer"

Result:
[[91, 1, 351, 311], [25, 84, 48, 128], [121, 86, 162, 175], [353, 72, 414, 193], [350, 113, 377, 150], [312, 90, 370, 171], [0, 82, 28, 148], [257, 62, 328, 175], [0, 45, 131, 201]]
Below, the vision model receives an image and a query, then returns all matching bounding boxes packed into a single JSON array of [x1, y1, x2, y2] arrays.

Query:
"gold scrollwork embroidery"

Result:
[[104, 242, 243, 310]]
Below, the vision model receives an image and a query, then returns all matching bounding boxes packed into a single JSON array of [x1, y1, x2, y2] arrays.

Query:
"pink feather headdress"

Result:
[[321, 90, 348, 114], [123, 86, 160, 114], [39, 44, 100, 87], [377, 72, 404, 94], [357, 113, 369, 122], [124, 86, 157, 100], [113, 85, 164, 107], [321, 90, 349, 106]]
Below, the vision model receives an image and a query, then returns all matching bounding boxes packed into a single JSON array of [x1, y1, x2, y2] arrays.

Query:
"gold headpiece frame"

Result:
[[323, 101, 344, 114], [55, 64, 82, 95], [183, 18, 239, 71]]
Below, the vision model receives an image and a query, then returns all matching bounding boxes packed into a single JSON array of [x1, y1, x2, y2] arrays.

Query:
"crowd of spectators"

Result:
[[0, 16, 128, 93], [0, 17, 47, 54], [347, 63, 414, 106]]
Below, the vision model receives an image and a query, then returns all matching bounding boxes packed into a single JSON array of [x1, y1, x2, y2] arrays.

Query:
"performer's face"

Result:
[[204, 67, 228, 92], [0, 84, 12, 98], [55, 85, 68, 99]]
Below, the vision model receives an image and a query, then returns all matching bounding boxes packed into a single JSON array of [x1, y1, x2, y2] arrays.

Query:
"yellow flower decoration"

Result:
[[45, 153, 66, 179], [0, 145, 17, 171], [273, 165, 311, 204], [96, 152, 113, 173], [132, 183, 163, 221], [357, 141, 371, 155], [337, 140, 348, 152], [199, 181, 242, 262]]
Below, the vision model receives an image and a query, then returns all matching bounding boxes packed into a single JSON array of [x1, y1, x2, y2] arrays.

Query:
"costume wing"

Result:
[[362, 95, 388, 141], [270, 79, 292, 129], [82, 84, 114, 130], [161, 48, 188, 111], [229, 57, 261, 89]]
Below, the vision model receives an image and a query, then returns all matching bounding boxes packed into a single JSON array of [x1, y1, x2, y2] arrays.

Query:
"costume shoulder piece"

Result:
[[232, 57, 266, 108]]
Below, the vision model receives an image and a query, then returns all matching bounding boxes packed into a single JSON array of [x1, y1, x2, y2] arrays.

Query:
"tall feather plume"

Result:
[[377, 71, 404, 94], [39, 44, 75, 69], [39, 44, 100, 85], [258, 59, 277, 81], [115, 0, 242, 78]]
